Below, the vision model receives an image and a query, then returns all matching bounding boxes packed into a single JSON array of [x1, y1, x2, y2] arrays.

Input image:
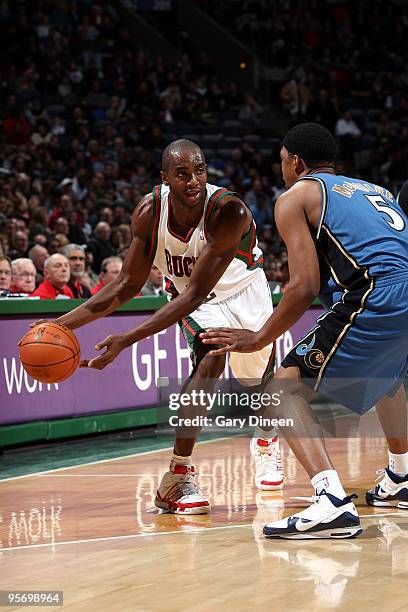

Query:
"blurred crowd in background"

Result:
[[0, 0, 406, 298]]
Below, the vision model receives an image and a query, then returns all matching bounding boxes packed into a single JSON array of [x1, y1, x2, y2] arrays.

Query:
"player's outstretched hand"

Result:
[[200, 328, 261, 355], [81, 334, 127, 370]]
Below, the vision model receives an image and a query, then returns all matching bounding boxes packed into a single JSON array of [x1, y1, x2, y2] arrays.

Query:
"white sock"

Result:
[[388, 451, 408, 476], [171, 453, 192, 467], [311, 470, 346, 499]]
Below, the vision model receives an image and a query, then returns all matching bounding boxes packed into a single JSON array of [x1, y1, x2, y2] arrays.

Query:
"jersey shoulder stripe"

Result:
[[236, 222, 264, 270], [146, 184, 162, 259], [203, 188, 246, 238]]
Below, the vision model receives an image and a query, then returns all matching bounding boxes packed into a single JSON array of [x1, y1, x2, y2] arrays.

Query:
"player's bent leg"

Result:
[[366, 384, 408, 509], [155, 345, 225, 515], [262, 365, 362, 539]]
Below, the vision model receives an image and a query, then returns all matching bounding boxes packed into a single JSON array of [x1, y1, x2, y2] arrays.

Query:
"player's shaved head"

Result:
[[160, 139, 207, 208], [161, 139, 204, 171]]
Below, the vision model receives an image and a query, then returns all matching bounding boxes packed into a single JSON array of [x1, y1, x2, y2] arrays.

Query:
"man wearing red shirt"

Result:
[[32, 254, 74, 299], [91, 256, 123, 295]]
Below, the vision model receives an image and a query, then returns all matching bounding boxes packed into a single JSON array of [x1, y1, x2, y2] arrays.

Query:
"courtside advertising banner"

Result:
[[0, 308, 323, 424]]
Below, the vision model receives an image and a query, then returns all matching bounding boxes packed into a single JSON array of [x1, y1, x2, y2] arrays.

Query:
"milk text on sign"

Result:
[[2, 358, 59, 395]]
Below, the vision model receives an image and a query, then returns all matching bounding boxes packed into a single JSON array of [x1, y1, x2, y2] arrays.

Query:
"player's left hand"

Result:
[[200, 328, 261, 355], [80, 334, 128, 370]]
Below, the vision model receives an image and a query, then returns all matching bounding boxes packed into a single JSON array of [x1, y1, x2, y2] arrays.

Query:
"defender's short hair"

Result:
[[282, 123, 337, 167]]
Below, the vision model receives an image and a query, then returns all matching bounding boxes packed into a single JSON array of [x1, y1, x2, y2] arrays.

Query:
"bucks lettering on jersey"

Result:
[[146, 183, 264, 303]]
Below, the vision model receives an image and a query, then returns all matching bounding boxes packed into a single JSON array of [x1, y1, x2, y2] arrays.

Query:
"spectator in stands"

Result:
[[10, 258, 36, 294], [31, 254, 74, 299], [28, 207, 50, 240], [88, 222, 115, 273], [141, 266, 164, 296], [28, 244, 49, 284], [280, 68, 310, 123], [47, 236, 62, 254], [238, 95, 263, 126], [0, 0, 406, 289], [307, 89, 339, 132], [91, 256, 123, 295], [8, 230, 29, 259], [335, 110, 362, 139], [0, 234, 10, 258], [245, 179, 272, 225], [84, 251, 99, 287], [0, 256, 12, 292], [63, 244, 91, 299], [335, 110, 363, 160], [99, 207, 114, 225], [274, 261, 290, 293], [55, 234, 70, 250]]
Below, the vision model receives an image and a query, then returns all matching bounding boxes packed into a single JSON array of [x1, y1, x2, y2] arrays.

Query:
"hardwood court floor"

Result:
[[1, 429, 407, 612]]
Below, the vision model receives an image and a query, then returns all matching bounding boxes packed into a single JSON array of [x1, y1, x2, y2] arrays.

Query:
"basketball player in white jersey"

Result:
[[39, 140, 284, 513]]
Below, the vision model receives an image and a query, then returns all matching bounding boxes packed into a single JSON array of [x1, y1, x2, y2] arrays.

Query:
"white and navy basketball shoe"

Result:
[[155, 462, 210, 514], [263, 491, 362, 539], [366, 468, 408, 509], [250, 436, 284, 490]]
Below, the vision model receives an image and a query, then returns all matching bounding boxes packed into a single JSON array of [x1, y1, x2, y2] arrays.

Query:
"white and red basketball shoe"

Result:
[[155, 462, 210, 514], [250, 436, 284, 490]]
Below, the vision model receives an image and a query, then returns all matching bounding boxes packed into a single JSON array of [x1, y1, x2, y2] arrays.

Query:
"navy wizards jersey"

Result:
[[300, 173, 408, 290]]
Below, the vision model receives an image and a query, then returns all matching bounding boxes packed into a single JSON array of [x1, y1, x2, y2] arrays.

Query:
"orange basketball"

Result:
[[19, 322, 81, 383]]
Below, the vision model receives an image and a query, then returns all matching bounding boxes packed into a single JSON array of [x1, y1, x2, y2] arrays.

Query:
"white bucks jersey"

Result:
[[147, 183, 264, 303]]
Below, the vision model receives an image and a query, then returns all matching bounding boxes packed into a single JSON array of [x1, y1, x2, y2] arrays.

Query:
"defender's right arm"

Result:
[[53, 195, 155, 329]]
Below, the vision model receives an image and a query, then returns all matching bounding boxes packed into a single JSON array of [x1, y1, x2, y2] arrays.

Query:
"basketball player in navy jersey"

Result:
[[34, 139, 284, 514], [202, 123, 408, 538]]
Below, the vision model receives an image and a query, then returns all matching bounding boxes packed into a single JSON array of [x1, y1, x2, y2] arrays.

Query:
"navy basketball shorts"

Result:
[[282, 270, 408, 414]]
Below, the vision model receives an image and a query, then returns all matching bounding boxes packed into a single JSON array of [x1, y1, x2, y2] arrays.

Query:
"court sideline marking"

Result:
[[1, 512, 404, 553]]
